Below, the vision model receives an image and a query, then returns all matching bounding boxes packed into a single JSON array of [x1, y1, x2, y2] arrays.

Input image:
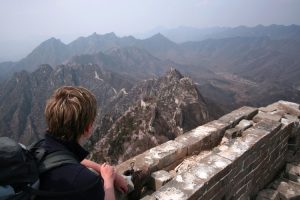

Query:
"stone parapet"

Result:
[[116, 101, 300, 199]]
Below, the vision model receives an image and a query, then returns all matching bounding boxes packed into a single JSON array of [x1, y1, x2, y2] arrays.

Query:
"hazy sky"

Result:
[[0, 0, 300, 61]]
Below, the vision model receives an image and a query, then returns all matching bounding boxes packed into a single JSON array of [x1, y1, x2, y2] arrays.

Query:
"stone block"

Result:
[[204, 120, 229, 145], [270, 110, 288, 118], [153, 172, 206, 200], [201, 178, 227, 200], [217, 139, 249, 162], [259, 103, 281, 112], [150, 170, 173, 190], [146, 140, 187, 170], [175, 127, 211, 155], [283, 114, 299, 123], [242, 128, 272, 149], [218, 106, 258, 127], [232, 183, 248, 199], [285, 164, 300, 183], [175, 121, 227, 155], [204, 120, 230, 132], [253, 119, 282, 133], [225, 127, 241, 139], [256, 189, 279, 200], [253, 112, 282, 123], [154, 153, 232, 200], [224, 119, 253, 139], [277, 181, 300, 200], [240, 130, 266, 150], [278, 101, 300, 117], [237, 119, 253, 130], [116, 151, 158, 175], [259, 101, 300, 117], [189, 153, 232, 186]]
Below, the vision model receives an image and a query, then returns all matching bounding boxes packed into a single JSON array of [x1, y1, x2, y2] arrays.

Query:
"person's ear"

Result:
[[84, 123, 93, 137]]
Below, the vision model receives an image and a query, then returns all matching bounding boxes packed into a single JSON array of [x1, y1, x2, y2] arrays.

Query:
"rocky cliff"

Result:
[[0, 64, 133, 144], [0, 65, 214, 164]]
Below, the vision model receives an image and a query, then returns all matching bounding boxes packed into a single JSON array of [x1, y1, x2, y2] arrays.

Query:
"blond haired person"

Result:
[[36, 86, 127, 200]]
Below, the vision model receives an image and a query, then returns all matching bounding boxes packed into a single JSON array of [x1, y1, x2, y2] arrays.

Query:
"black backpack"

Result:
[[0, 137, 98, 200]]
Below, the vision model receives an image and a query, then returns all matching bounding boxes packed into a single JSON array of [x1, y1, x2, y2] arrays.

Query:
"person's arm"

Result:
[[101, 163, 116, 200], [81, 159, 101, 173], [81, 159, 128, 193]]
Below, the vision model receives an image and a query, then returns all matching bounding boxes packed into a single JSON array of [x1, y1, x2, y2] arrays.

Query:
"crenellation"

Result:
[[253, 112, 282, 123], [218, 106, 258, 127], [116, 101, 300, 199]]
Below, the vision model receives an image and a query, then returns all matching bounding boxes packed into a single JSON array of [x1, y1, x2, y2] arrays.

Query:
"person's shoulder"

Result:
[[74, 164, 101, 184], [73, 165, 105, 199], [39, 164, 104, 200]]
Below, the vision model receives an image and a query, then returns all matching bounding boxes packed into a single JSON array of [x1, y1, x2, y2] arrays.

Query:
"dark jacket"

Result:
[[36, 134, 105, 200]]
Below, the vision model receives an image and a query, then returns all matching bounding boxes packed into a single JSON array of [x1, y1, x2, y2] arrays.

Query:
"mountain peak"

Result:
[[150, 33, 169, 40], [165, 68, 183, 80], [87, 32, 118, 40], [103, 32, 118, 39], [143, 33, 176, 48], [43, 37, 64, 45], [36, 37, 66, 50]]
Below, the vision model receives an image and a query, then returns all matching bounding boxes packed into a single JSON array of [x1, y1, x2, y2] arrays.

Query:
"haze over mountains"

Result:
[[138, 24, 300, 43], [0, 24, 299, 162]]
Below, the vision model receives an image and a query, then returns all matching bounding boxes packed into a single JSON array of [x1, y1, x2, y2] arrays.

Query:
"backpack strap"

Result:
[[29, 147, 101, 197], [38, 150, 79, 174], [29, 139, 79, 174]]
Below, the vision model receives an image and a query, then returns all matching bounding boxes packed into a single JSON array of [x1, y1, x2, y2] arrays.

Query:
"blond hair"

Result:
[[45, 86, 97, 141]]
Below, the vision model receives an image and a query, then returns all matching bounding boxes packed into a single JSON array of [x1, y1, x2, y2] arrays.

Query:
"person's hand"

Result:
[[114, 174, 128, 194], [100, 163, 116, 188]]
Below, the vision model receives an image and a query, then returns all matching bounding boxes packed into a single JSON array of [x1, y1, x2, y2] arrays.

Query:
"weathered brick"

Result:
[[233, 183, 248, 199], [175, 121, 227, 155], [253, 119, 282, 133], [146, 140, 187, 169], [201, 179, 226, 200], [218, 106, 258, 127], [285, 164, 300, 183], [217, 139, 252, 162], [277, 101, 300, 116], [259, 103, 280, 112], [259, 101, 300, 117], [236, 119, 253, 131], [277, 181, 300, 199], [153, 172, 206, 200], [190, 154, 232, 184], [253, 112, 282, 123], [150, 170, 173, 190], [116, 150, 158, 175], [256, 189, 279, 200], [154, 187, 190, 200]]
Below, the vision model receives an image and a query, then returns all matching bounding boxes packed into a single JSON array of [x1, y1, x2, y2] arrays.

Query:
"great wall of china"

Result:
[[116, 101, 300, 200]]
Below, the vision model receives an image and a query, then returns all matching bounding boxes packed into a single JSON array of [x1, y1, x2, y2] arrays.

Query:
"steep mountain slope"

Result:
[[69, 46, 171, 79], [179, 37, 300, 88], [68, 32, 136, 55], [0, 64, 134, 144], [0, 64, 216, 162], [91, 69, 211, 164]]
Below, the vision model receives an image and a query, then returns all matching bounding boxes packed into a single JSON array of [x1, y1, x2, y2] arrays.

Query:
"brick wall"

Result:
[[116, 101, 300, 200]]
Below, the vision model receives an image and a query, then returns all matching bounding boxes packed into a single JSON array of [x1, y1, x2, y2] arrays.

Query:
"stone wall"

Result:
[[116, 101, 300, 200]]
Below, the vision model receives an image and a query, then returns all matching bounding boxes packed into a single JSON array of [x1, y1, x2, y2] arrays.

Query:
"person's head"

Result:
[[45, 86, 97, 142]]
